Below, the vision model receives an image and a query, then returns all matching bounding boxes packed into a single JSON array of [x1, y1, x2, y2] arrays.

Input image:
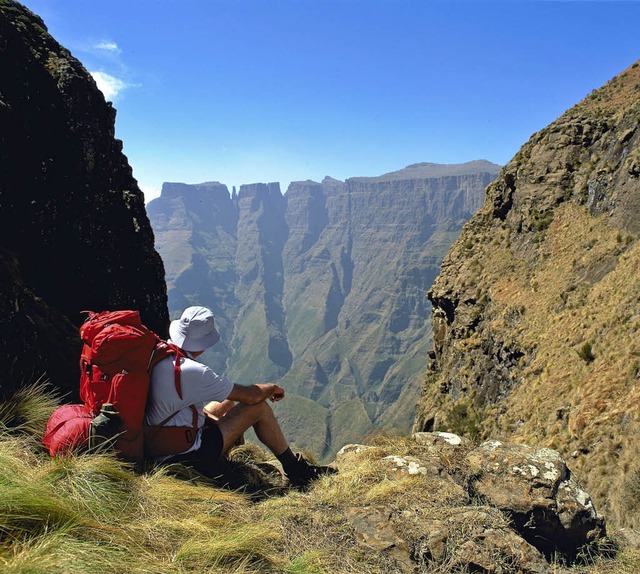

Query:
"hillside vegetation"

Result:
[[1, 385, 639, 574], [416, 60, 640, 530]]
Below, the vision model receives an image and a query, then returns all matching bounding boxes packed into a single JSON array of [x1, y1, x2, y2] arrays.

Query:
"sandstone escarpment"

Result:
[[0, 1, 169, 398], [148, 162, 500, 458], [415, 60, 640, 528]]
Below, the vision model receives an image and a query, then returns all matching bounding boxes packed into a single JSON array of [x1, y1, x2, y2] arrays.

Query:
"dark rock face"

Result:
[[0, 1, 169, 399], [148, 162, 500, 458], [415, 60, 640, 528]]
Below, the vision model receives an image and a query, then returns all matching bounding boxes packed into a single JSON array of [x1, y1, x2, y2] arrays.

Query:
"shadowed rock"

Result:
[[467, 440, 605, 561], [0, 1, 169, 399]]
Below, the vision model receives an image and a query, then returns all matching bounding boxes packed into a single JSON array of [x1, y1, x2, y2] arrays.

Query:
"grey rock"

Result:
[[333, 439, 604, 571], [412, 430, 472, 449], [411, 508, 549, 574], [466, 440, 605, 560], [343, 506, 414, 573]]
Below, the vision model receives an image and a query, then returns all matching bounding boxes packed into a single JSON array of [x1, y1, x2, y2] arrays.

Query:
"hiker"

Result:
[[145, 305, 336, 487]]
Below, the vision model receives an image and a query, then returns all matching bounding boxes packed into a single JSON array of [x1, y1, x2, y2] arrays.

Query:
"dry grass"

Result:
[[3, 384, 640, 573], [424, 193, 640, 529], [2, 423, 639, 573], [571, 60, 640, 119], [479, 205, 640, 525]]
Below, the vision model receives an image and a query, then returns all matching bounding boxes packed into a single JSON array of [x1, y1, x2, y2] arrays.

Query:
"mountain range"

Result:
[[147, 162, 500, 458]]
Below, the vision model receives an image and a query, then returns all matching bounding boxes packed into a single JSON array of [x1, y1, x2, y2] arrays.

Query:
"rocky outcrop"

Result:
[[148, 162, 500, 458], [335, 433, 605, 572], [466, 440, 604, 560], [415, 60, 640, 528], [0, 1, 169, 399]]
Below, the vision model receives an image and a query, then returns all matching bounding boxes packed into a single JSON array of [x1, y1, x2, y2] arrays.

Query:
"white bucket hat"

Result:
[[169, 306, 220, 351]]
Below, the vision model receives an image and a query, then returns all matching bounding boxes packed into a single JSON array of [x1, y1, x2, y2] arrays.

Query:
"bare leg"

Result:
[[215, 401, 288, 456]]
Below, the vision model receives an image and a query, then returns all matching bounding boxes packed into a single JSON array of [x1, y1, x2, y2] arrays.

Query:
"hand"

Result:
[[269, 385, 285, 402], [259, 383, 285, 402], [228, 383, 286, 405]]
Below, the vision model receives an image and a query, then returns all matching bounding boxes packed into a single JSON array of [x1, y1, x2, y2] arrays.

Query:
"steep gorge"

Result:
[[148, 162, 500, 458]]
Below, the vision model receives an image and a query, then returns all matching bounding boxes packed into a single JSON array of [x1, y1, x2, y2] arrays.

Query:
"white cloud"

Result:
[[94, 40, 121, 54], [90, 71, 128, 101]]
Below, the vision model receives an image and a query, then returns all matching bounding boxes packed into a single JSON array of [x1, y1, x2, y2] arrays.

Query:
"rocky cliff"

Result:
[[0, 1, 169, 399], [415, 60, 640, 528], [148, 161, 500, 458]]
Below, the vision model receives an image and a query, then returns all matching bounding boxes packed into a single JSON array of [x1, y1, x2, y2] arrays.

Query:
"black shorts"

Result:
[[168, 421, 225, 478]]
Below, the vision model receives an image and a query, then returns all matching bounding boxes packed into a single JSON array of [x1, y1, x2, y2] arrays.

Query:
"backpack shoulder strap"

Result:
[[147, 340, 184, 371], [148, 341, 187, 399], [148, 342, 198, 428]]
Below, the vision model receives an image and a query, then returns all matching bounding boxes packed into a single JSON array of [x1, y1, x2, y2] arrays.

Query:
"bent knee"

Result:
[[235, 399, 273, 420], [251, 400, 274, 416]]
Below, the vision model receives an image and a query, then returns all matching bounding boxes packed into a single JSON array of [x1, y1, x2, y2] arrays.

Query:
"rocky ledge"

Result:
[[332, 433, 605, 573]]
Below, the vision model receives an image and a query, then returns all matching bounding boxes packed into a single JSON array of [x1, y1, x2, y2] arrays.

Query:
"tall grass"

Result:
[[0, 383, 336, 573], [0, 378, 61, 436], [1, 382, 640, 573]]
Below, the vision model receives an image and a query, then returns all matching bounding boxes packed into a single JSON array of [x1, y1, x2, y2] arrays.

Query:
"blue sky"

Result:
[[19, 0, 640, 202]]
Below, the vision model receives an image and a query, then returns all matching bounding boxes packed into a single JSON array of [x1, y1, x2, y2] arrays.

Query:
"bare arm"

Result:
[[226, 383, 285, 405], [203, 399, 236, 420]]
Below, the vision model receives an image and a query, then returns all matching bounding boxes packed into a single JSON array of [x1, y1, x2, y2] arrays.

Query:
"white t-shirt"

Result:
[[145, 350, 234, 454]]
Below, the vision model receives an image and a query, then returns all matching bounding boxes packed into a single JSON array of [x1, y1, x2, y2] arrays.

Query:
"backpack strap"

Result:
[[153, 350, 200, 429], [155, 405, 199, 430], [144, 343, 201, 458], [169, 350, 200, 430]]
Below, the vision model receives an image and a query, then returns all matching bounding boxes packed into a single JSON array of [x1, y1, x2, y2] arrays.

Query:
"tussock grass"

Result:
[[41, 453, 140, 521], [1, 385, 638, 573], [0, 432, 96, 539], [173, 521, 282, 571], [0, 526, 138, 574], [0, 379, 61, 436]]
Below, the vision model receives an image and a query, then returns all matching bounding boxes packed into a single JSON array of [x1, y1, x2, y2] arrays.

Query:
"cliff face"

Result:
[[148, 161, 500, 458], [0, 1, 169, 399], [415, 61, 640, 528]]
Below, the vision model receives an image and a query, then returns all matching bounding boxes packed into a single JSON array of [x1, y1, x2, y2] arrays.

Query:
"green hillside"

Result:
[[148, 164, 499, 459]]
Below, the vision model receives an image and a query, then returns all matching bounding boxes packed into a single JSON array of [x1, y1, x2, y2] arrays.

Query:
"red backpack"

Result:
[[43, 310, 198, 464]]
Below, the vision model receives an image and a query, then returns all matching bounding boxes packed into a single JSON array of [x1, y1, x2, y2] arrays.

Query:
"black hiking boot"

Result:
[[284, 453, 338, 489]]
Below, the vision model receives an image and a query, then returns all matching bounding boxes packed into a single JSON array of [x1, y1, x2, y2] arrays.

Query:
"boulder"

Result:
[[466, 440, 605, 560], [410, 507, 549, 574]]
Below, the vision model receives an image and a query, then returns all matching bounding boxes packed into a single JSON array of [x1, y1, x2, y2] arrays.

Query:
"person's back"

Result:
[[145, 306, 337, 488], [147, 353, 232, 452]]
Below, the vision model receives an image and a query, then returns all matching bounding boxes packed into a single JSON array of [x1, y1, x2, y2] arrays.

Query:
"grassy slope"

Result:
[[3, 385, 640, 574], [4, 438, 640, 574], [454, 202, 640, 522]]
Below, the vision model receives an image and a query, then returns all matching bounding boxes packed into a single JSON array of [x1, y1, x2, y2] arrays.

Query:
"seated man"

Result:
[[145, 305, 335, 487]]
